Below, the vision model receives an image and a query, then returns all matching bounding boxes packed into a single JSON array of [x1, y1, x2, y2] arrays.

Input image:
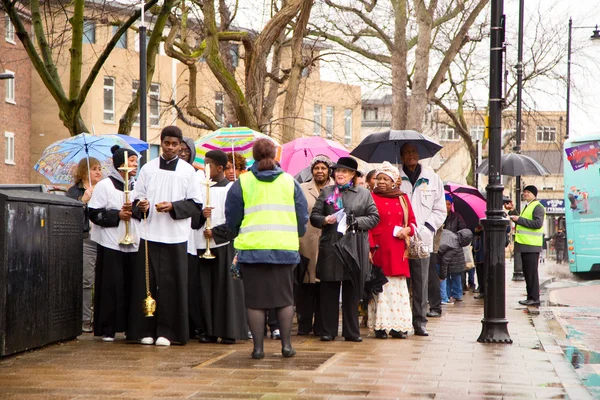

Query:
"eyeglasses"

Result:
[[179, 149, 191, 155]]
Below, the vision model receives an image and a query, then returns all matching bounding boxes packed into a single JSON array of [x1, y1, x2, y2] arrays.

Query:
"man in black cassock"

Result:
[[189, 150, 248, 344], [130, 126, 203, 346]]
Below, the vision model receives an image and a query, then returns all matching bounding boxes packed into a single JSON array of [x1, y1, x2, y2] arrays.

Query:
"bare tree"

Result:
[[2, 0, 166, 136]]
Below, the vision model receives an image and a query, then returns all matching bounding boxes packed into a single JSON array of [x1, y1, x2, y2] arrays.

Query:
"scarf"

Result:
[[402, 164, 422, 186], [373, 186, 404, 199], [326, 182, 353, 211]]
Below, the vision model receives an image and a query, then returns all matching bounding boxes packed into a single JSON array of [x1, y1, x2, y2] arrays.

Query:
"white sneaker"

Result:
[[271, 329, 281, 340], [140, 337, 154, 345], [441, 300, 454, 305], [155, 337, 171, 346], [102, 335, 115, 342]]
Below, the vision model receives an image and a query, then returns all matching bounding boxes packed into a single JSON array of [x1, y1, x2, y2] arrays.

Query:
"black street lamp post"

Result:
[[478, 0, 512, 344], [566, 20, 600, 140]]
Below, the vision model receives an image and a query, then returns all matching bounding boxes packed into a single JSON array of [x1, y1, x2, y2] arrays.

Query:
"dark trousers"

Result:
[[427, 253, 441, 314], [409, 257, 429, 330], [521, 252, 540, 302], [296, 283, 322, 335], [320, 280, 360, 339], [556, 248, 565, 264], [475, 263, 486, 294]]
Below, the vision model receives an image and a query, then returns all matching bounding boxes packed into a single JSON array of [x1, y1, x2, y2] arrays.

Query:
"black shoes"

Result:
[[220, 338, 235, 345], [474, 293, 485, 299], [198, 335, 218, 343], [282, 347, 296, 358], [251, 350, 264, 359], [518, 299, 540, 306], [414, 327, 429, 337], [296, 331, 309, 336], [426, 311, 441, 318], [320, 335, 333, 341], [374, 330, 388, 339], [344, 336, 363, 342], [389, 330, 408, 339]]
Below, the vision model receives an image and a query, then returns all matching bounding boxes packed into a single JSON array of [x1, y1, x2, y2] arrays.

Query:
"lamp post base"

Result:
[[477, 318, 513, 343], [511, 272, 525, 281]]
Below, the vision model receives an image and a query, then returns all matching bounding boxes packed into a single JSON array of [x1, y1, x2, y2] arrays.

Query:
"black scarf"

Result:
[[402, 164, 421, 186]]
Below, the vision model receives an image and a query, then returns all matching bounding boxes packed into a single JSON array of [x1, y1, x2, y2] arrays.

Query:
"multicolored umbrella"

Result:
[[280, 137, 349, 176], [444, 182, 486, 230], [110, 134, 149, 152], [193, 126, 282, 169], [34, 133, 137, 184]]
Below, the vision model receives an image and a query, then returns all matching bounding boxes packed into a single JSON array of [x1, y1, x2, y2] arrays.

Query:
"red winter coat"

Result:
[[369, 193, 417, 277]]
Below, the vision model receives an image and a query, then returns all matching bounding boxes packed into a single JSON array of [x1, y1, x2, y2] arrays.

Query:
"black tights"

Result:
[[247, 305, 294, 352]]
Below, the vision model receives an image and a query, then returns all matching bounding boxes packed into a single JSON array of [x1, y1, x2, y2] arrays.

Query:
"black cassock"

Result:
[[188, 179, 247, 341]]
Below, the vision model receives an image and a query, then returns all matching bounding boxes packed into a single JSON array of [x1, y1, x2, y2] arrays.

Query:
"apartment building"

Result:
[[25, 3, 361, 183], [0, 10, 32, 184]]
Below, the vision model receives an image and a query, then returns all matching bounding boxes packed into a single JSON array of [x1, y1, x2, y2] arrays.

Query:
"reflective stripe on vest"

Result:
[[515, 200, 545, 246], [235, 172, 299, 251]]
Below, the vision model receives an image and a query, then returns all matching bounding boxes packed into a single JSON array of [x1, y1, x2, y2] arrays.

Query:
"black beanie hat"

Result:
[[111, 145, 129, 169], [523, 185, 538, 197]]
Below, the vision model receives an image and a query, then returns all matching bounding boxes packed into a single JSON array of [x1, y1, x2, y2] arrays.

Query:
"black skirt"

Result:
[[241, 263, 294, 309]]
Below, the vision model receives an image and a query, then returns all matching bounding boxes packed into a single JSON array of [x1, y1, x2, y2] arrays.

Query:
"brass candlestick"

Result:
[[201, 163, 216, 259], [118, 150, 135, 245]]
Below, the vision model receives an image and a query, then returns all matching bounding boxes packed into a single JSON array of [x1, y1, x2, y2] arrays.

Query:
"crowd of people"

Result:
[[67, 125, 550, 358]]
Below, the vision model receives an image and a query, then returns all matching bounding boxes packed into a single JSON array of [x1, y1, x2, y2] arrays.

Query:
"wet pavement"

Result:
[[543, 266, 600, 399], [0, 261, 595, 399]]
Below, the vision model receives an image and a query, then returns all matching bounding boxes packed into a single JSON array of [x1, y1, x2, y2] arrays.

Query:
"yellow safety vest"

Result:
[[234, 172, 299, 251], [515, 200, 545, 246]]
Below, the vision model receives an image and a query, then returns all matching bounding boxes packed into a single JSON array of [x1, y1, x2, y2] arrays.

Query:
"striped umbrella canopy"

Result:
[[193, 127, 282, 169]]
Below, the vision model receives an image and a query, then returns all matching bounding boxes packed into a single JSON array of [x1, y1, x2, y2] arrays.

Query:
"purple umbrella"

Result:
[[444, 182, 486, 230]]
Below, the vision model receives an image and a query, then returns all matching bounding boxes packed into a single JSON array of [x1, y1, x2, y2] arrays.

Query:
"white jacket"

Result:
[[399, 165, 447, 252]]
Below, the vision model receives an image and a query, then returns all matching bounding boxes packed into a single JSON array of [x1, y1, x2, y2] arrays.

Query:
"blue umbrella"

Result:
[[350, 130, 442, 164], [111, 134, 149, 152]]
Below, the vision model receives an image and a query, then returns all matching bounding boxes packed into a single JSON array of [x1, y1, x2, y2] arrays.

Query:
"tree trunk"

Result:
[[390, 0, 408, 130], [281, 0, 313, 142]]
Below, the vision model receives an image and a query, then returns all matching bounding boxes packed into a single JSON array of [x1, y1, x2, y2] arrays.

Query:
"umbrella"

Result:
[[110, 134, 149, 152], [444, 182, 486, 230], [294, 166, 313, 183], [193, 126, 282, 171], [350, 130, 443, 164], [332, 214, 372, 304], [33, 133, 136, 184], [280, 137, 349, 176], [475, 153, 550, 176]]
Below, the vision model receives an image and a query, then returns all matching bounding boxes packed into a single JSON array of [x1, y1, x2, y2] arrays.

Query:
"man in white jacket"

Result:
[[398, 143, 447, 336]]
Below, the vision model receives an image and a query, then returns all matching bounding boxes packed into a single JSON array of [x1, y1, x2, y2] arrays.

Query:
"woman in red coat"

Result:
[[368, 162, 417, 339]]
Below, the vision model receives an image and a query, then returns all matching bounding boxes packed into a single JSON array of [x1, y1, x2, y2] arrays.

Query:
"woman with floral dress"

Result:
[[368, 162, 416, 339]]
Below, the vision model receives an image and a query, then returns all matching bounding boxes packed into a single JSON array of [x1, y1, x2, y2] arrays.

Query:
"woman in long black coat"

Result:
[[310, 157, 379, 342]]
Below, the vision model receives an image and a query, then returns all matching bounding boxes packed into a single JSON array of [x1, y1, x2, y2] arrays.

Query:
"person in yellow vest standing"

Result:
[[225, 138, 309, 360], [511, 185, 545, 306]]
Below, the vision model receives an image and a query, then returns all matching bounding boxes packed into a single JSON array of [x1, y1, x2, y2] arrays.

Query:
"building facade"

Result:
[[0, 10, 32, 184]]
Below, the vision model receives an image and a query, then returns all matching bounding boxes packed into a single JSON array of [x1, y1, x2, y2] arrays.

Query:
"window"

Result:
[[470, 126, 485, 141], [344, 109, 353, 146], [4, 70, 14, 103], [542, 186, 555, 191], [536, 126, 556, 143], [132, 80, 140, 124], [325, 106, 334, 139], [440, 125, 459, 141], [103, 77, 115, 122], [150, 144, 160, 160], [215, 92, 224, 125], [503, 128, 526, 142], [5, 13, 15, 43], [363, 108, 378, 121], [4, 132, 14, 164], [134, 35, 150, 52], [229, 45, 239, 68], [313, 104, 322, 135], [149, 83, 160, 127], [83, 20, 96, 44], [112, 26, 127, 49]]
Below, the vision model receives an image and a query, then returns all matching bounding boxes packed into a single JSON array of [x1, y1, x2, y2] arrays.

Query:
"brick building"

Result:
[[0, 10, 32, 184]]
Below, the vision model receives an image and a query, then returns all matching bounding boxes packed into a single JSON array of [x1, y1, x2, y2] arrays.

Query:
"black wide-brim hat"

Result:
[[331, 157, 362, 177]]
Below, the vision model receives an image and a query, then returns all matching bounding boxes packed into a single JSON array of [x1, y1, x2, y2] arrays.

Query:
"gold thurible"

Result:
[[202, 163, 216, 259], [118, 150, 135, 245], [142, 211, 156, 317]]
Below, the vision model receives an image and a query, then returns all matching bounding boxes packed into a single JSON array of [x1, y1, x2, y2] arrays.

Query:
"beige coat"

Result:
[[299, 178, 333, 283]]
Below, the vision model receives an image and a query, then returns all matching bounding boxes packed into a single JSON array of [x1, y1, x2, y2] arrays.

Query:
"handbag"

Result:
[[229, 252, 242, 280], [463, 246, 475, 271], [399, 195, 429, 259]]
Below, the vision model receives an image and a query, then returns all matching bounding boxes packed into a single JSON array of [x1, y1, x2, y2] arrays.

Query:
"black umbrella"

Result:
[[333, 215, 371, 304], [475, 153, 550, 176], [350, 130, 443, 164], [294, 166, 312, 183]]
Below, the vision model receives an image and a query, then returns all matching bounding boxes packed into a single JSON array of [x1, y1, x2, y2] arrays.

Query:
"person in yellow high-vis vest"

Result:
[[510, 185, 545, 306], [225, 138, 309, 360]]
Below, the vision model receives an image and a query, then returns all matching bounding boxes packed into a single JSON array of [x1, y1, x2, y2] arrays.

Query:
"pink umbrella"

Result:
[[444, 182, 486, 230], [280, 137, 350, 176]]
